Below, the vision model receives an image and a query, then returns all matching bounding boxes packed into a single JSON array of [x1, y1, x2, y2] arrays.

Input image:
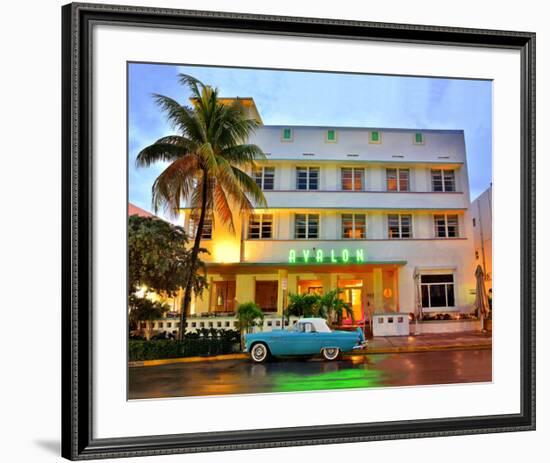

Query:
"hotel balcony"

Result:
[[258, 190, 468, 211]]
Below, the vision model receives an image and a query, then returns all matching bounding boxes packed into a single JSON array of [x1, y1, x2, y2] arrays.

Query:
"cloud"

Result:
[[128, 63, 492, 204]]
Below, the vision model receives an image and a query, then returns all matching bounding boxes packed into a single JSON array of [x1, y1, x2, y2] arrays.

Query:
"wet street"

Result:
[[128, 349, 492, 399]]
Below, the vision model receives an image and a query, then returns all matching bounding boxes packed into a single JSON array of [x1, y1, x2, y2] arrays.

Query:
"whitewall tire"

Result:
[[322, 347, 340, 361], [250, 343, 269, 363]]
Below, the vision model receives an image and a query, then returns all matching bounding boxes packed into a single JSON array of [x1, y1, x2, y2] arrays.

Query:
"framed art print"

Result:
[[61, 2, 536, 460]]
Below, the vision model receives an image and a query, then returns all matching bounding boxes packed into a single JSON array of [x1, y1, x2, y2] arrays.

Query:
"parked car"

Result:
[[244, 317, 367, 363]]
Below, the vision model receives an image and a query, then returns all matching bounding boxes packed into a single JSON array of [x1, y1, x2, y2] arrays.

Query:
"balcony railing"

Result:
[[258, 190, 467, 210]]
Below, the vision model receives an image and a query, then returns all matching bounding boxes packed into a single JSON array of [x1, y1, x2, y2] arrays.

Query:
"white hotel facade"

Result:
[[180, 99, 479, 334]]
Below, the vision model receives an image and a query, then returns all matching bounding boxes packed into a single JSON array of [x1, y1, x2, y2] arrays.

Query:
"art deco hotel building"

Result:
[[178, 98, 478, 335]]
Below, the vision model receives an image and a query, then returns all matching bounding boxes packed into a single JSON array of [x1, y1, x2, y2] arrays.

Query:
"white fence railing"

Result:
[[141, 314, 302, 335]]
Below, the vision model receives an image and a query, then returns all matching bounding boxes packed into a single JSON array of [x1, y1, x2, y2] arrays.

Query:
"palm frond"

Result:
[[213, 183, 235, 232], [153, 135, 196, 148], [150, 156, 200, 217], [136, 142, 189, 167], [230, 166, 267, 208], [152, 94, 206, 142], [178, 74, 206, 99], [221, 144, 266, 165]]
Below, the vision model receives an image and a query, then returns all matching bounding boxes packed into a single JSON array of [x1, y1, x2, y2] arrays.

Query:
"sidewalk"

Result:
[[129, 331, 492, 367], [365, 331, 492, 354]]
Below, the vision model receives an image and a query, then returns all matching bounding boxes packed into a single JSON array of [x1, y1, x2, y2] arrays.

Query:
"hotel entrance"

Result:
[[338, 279, 365, 325]]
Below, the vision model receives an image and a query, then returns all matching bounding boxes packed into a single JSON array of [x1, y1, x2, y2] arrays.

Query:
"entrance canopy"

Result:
[[205, 260, 407, 274]]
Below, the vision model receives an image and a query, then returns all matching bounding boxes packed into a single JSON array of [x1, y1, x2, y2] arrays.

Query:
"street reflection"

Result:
[[128, 350, 492, 399]]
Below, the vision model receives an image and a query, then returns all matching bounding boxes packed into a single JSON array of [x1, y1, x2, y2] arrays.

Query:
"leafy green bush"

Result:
[[129, 329, 241, 361], [285, 293, 321, 318]]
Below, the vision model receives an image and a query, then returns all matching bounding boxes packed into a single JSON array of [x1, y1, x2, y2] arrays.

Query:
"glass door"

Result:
[[338, 280, 364, 324]]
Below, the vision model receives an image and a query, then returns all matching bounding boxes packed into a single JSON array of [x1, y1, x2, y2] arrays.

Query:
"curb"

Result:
[[129, 343, 492, 367], [129, 353, 247, 367]]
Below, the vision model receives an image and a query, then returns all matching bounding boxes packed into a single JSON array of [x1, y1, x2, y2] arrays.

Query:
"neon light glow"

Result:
[[342, 248, 349, 262], [288, 248, 366, 264], [289, 249, 296, 263]]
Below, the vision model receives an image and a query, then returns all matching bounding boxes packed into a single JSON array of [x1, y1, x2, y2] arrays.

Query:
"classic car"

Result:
[[244, 317, 367, 363]]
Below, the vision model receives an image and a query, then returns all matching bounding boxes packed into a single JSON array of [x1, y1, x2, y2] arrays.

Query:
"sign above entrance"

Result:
[[288, 248, 365, 264]]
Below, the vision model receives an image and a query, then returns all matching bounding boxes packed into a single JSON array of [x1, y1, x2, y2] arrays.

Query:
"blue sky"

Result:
[[128, 63, 492, 218]]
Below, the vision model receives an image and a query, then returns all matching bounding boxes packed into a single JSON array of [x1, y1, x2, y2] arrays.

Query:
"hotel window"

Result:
[[296, 167, 319, 190], [369, 130, 381, 144], [188, 215, 213, 239], [255, 281, 278, 312], [341, 214, 366, 239], [387, 214, 412, 239], [341, 167, 364, 191], [248, 214, 273, 239], [325, 129, 337, 143], [431, 169, 456, 192], [295, 214, 319, 239], [386, 168, 410, 191], [413, 132, 424, 144], [281, 127, 293, 142], [212, 281, 236, 312], [420, 274, 455, 309], [253, 166, 275, 190], [434, 214, 459, 238]]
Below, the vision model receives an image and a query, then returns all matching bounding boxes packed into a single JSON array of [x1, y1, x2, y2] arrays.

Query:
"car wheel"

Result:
[[322, 347, 340, 361], [250, 343, 269, 363]]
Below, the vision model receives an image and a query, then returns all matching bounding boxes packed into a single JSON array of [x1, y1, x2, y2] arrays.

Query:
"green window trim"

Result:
[[326, 129, 336, 142], [370, 131, 380, 143], [415, 132, 424, 144], [282, 128, 293, 141]]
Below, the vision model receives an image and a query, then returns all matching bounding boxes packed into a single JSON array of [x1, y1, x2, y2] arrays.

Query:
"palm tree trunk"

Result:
[[179, 174, 208, 341]]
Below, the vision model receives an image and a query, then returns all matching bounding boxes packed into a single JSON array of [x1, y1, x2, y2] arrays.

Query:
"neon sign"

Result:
[[288, 248, 365, 264]]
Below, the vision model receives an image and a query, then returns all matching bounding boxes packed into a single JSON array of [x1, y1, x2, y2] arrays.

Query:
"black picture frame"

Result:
[[61, 2, 536, 460]]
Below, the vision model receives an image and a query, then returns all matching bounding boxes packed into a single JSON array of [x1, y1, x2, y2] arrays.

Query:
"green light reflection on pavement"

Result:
[[272, 366, 385, 393]]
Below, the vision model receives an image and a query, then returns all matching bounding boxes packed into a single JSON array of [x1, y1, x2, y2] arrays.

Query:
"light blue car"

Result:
[[244, 317, 367, 363]]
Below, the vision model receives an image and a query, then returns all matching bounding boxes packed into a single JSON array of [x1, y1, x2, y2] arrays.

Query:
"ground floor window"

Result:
[[420, 273, 455, 309], [298, 279, 323, 295], [255, 280, 278, 312], [212, 281, 236, 312]]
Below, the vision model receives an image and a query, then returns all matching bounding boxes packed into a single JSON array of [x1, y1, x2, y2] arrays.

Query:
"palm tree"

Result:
[[236, 302, 264, 351], [136, 74, 267, 340], [128, 295, 169, 340], [318, 289, 353, 327]]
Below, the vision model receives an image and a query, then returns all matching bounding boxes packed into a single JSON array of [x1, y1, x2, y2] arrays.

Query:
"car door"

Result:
[[293, 322, 322, 355]]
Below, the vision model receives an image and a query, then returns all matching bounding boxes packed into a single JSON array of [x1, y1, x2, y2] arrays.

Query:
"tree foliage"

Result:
[[236, 302, 265, 334], [128, 214, 207, 298], [318, 289, 353, 325], [128, 295, 169, 339], [284, 290, 353, 326], [285, 293, 321, 318], [135, 74, 268, 339]]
